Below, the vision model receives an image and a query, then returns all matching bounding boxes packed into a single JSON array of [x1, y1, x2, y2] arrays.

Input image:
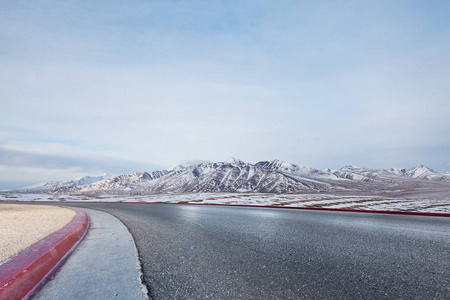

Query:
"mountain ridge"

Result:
[[6, 159, 450, 196], [13, 173, 112, 193]]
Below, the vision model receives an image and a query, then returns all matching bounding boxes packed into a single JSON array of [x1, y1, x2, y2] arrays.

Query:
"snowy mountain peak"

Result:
[[14, 173, 112, 193], [269, 159, 295, 169], [167, 164, 186, 172], [410, 163, 435, 172], [411, 164, 434, 171], [8, 159, 449, 195], [224, 157, 246, 166], [343, 164, 362, 169], [406, 164, 437, 179], [340, 165, 363, 171], [254, 160, 321, 178], [73, 173, 111, 182]]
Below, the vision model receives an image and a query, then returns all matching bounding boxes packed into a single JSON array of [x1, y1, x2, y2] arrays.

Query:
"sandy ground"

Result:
[[0, 204, 76, 263]]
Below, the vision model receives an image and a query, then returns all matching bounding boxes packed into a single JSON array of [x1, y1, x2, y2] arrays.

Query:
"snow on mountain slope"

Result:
[[74, 170, 172, 194], [181, 163, 310, 193], [334, 165, 402, 182], [14, 173, 112, 193], [331, 165, 383, 182], [256, 159, 317, 176], [224, 157, 246, 166], [8, 159, 449, 195], [18, 181, 62, 192], [139, 163, 219, 194], [330, 163, 450, 183], [70, 160, 333, 195], [387, 168, 407, 176], [132, 161, 307, 193], [167, 164, 186, 172], [64, 174, 112, 187], [408, 164, 449, 181], [255, 159, 339, 188], [405, 164, 439, 179]]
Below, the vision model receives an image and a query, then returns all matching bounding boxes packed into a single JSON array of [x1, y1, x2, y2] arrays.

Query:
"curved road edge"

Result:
[[33, 207, 149, 300], [0, 207, 89, 300]]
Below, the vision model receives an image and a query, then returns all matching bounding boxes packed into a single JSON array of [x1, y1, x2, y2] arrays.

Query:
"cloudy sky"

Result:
[[1, 1, 449, 189]]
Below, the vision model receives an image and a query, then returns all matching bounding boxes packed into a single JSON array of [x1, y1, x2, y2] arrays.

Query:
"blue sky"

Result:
[[1, 1, 449, 188]]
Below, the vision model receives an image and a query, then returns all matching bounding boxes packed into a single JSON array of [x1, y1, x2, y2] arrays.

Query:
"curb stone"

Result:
[[0, 207, 89, 300]]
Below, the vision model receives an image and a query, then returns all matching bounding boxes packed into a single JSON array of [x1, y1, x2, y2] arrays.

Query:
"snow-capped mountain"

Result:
[[224, 157, 246, 166], [73, 160, 324, 194], [387, 168, 407, 176], [404, 164, 444, 180], [14, 173, 112, 193], [177, 161, 323, 193], [167, 164, 186, 172], [331, 165, 394, 182], [256, 159, 321, 176], [8, 159, 450, 196], [330, 164, 450, 182]]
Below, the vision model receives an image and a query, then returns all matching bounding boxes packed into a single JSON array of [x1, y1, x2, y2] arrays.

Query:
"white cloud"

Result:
[[1, 0, 450, 187]]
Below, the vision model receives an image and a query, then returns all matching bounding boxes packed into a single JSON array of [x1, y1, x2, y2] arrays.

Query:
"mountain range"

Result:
[[13, 173, 112, 193], [6, 159, 450, 198]]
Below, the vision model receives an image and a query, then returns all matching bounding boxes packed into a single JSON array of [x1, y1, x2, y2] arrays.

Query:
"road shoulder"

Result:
[[34, 207, 149, 300]]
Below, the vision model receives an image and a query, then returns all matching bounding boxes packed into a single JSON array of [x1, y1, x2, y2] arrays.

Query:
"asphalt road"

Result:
[[60, 203, 449, 299]]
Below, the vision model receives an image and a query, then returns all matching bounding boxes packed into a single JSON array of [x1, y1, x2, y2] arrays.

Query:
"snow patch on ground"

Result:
[[1, 193, 449, 213]]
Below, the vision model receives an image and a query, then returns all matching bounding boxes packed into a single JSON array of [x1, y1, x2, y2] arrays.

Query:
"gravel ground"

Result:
[[0, 204, 76, 263]]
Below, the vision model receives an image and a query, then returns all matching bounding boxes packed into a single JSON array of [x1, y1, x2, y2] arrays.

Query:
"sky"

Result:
[[1, 0, 449, 189]]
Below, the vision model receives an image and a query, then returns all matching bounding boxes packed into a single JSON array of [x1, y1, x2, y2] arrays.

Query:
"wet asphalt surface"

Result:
[[56, 203, 450, 300]]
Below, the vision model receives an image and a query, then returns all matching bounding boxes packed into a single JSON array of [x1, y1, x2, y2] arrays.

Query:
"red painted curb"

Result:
[[0, 207, 89, 300]]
